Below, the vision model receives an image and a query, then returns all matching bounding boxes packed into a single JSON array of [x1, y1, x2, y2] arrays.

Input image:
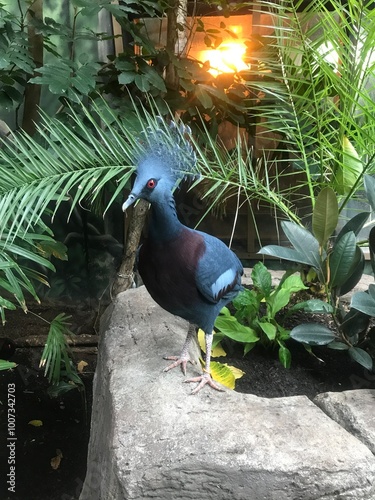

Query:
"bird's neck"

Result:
[[149, 192, 183, 242]]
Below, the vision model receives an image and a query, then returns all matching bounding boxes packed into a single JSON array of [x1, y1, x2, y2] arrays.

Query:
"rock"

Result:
[[314, 389, 375, 455], [80, 286, 375, 500]]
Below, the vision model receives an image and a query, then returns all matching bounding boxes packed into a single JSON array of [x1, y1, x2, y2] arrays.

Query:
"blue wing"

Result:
[[195, 232, 243, 304]]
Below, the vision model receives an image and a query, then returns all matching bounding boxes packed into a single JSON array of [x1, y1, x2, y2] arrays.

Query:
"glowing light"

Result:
[[199, 42, 248, 76]]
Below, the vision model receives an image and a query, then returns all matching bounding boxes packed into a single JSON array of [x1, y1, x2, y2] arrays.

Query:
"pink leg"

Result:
[[163, 324, 196, 376], [185, 332, 224, 395]]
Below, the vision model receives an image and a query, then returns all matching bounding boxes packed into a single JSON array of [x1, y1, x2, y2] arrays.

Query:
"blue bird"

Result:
[[122, 119, 243, 394]]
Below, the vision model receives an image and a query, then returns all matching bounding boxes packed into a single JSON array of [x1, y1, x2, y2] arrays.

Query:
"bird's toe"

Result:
[[163, 355, 194, 375], [185, 372, 225, 395]]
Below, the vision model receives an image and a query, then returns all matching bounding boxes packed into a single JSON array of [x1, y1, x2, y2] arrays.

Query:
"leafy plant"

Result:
[[214, 262, 308, 368], [39, 312, 84, 397], [259, 183, 375, 370]]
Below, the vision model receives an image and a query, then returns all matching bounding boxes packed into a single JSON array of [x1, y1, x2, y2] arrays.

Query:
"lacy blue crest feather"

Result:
[[136, 117, 199, 186]]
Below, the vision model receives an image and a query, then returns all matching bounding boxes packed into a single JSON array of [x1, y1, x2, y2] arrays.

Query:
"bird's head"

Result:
[[122, 158, 175, 210], [122, 117, 198, 212]]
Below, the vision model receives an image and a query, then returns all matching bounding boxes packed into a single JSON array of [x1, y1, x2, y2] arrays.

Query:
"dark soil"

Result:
[[1, 303, 375, 500], [0, 304, 98, 500]]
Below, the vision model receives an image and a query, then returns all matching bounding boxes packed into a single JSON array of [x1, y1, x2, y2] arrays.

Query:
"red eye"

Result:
[[147, 179, 157, 189]]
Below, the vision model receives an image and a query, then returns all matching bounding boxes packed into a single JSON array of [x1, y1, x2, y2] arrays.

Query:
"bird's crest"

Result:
[[136, 116, 198, 187]]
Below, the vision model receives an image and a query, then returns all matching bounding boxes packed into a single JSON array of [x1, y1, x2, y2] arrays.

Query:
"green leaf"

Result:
[[195, 86, 213, 108], [328, 341, 349, 350], [351, 287, 375, 316], [289, 299, 333, 314], [278, 344, 291, 369], [290, 323, 335, 345], [312, 187, 339, 247], [0, 359, 17, 371], [214, 314, 259, 343], [337, 246, 364, 296], [369, 226, 375, 276], [280, 273, 308, 294], [329, 231, 357, 288], [281, 221, 322, 269], [364, 175, 375, 212], [118, 71, 137, 85], [134, 74, 150, 92], [348, 347, 373, 370], [268, 288, 290, 317], [336, 212, 370, 242], [251, 262, 272, 297], [258, 245, 314, 267], [258, 321, 277, 341]]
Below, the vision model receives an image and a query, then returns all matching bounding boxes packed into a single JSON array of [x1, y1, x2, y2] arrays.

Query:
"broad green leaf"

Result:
[[336, 212, 370, 242], [280, 274, 308, 294], [329, 231, 357, 288], [258, 321, 277, 341], [118, 71, 137, 85], [259, 245, 314, 267], [290, 323, 335, 345], [328, 341, 349, 350], [312, 187, 338, 247], [337, 246, 364, 296], [351, 290, 375, 316], [251, 262, 272, 297], [195, 86, 213, 108], [214, 314, 259, 343], [348, 347, 373, 370], [289, 299, 333, 314], [364, 175, 375, 212], [278, 220, 322, 269], [268, 288, 290, 316], [335, 137, 363, 195], [341, 308, 369, 339], [0, 359, 16, 371], [278, 344, 291, 369], [243, 342, 256, 355], [369, 226, 375, 276]]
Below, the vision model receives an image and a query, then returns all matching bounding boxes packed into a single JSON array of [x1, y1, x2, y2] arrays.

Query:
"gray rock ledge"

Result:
[[80, 286, 375, 500]]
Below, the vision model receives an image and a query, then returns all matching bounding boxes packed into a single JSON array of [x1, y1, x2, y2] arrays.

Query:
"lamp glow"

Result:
[[199, 42, 248, 76]]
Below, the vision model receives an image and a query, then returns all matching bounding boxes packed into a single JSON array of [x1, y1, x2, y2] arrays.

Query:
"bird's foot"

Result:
[[163, 355, 195, 376], [185, 371, 225, 395]]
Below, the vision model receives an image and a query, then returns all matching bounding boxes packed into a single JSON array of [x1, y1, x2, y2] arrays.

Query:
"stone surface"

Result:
[[314, 389, 375, 455], [80, 286, 375, 500]]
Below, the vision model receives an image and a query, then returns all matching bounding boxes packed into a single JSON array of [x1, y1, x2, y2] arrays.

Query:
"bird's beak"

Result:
[[122, 193, 137, 212]]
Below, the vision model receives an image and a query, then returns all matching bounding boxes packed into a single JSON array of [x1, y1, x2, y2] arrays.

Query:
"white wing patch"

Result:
[[211, 268, 236, 300]]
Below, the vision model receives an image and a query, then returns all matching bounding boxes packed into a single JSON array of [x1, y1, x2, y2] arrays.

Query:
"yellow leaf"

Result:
[[51, 449, 63, 470], [28, 419, 43, 427], [77, 360, 88, 373], [212, 343, 227, 357], [209, 360, 236, 390], [225, 364, 245, 380], [197, 329, 227, 357]]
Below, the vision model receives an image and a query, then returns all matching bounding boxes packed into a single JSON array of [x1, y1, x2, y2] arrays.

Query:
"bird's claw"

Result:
[[185, 372, 225, 395], [163, 355, 195, 376]]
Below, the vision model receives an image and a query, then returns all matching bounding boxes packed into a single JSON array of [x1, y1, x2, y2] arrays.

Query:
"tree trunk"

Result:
[[112, 2, 182, 297], [165, 0, 179, 89], [22, 0, 43, 135], [111, 200, 149, 296]]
